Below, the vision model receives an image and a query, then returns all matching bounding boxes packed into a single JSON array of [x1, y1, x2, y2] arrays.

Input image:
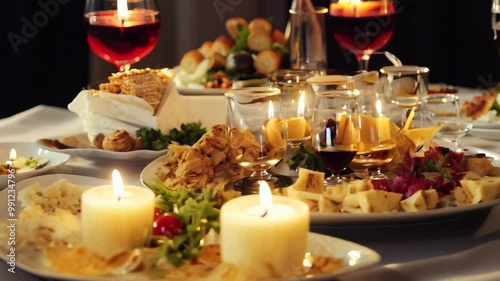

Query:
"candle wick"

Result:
[[261, 209, 268, 218], [117, 195, 121, 202]]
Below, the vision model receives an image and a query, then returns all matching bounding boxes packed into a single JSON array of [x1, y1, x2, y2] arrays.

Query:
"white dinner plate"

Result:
[[142, 146, 500, 225], [0, 174, 381, 281], [176, 84, 227, 96], [468, 128, 500, 141], [36, 133, 168, 164], [0, 232, 380, 281], [0, 142, 70, 189]]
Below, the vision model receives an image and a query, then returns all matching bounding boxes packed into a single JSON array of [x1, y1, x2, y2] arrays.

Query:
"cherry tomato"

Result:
[[153, 214, 183, 238]]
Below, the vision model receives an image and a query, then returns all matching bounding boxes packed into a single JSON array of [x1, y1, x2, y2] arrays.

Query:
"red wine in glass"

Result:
[[84, 0, 160, 72], [328, 1, 396, 71]]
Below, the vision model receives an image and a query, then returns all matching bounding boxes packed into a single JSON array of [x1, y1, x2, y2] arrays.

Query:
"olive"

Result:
[[225, 51, 254, 73]]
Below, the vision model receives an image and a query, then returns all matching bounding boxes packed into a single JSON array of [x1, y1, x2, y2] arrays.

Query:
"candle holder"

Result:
[[225, 87, 293, 195]]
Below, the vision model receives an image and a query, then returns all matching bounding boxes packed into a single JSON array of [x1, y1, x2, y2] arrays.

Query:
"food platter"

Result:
[[0, 142, 70, 188], [36, 133, 168, 163], [0, 174, 381, 281], [175, 84, 227, 96], [142, 146, 500, 225]]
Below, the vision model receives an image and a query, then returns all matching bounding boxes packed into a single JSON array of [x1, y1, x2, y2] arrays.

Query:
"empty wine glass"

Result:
[[421, 94, 473, 152], [380, 65, 430, 126], [225, 87, 293, 194], [84, 0, 161, 71], [309, 76, 359, 186]]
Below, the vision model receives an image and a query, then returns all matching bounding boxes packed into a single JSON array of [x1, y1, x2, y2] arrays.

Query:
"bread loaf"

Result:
[[180, 50, 204, 73], [211, 36, 234, 57], [198, 41, 213, 58], [247, 31, 272, 52], [225, 17, 248, 39], [253, 50, 282, 75], [248, 18, 273, 35]]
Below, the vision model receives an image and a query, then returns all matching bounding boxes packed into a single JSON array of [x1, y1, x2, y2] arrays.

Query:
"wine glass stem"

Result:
[[357, 54, 371, 72]]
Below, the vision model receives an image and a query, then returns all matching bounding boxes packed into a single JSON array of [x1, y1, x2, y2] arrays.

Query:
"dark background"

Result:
[[3, 0, 499, 119]]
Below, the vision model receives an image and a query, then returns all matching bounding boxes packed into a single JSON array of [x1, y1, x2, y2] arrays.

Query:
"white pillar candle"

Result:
[[81, 170, 155, 259], [220, 181, 309, 278]]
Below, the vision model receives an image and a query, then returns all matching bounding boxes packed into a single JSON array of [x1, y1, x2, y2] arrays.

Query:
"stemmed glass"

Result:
[[421, 94, 473, 152], [493, 0, 500, 55], [328, 0, 396, 72], [84, 0, 161, 72], [225, 87, 293, 194], [267, 69, 316, 176], [309, 77, 359, 186], [380, 65, 430, 126], [349, 93, 395, 179]]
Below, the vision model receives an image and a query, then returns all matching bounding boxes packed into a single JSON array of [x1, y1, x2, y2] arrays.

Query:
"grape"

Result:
[[153, 214, 183, 238]]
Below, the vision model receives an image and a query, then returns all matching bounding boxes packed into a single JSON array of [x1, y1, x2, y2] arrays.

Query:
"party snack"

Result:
[[99, 68, 174, 112]]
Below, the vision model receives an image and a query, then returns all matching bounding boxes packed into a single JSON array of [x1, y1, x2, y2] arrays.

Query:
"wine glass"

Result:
[[268, 69, 316, 148], [328, 0, 396, 72], [420, 94, 473, 152], [493, 0, 500, 55], [309, 78, 359, 186], [225, 87, 293, 195], [380, 65, 430, 126], [84, 0, 161, 72], [349, 92, 395, 180]]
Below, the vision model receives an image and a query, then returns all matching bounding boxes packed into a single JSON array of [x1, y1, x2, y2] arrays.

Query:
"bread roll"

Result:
[[225, 17, 248, 39], [248, 18, 273, 35], [247, 31, 272, 52], [253, 50, 283, 75], [212, 35, 234, 57], [198, 41, 213, 58], [211, 52, 226, 69], [180, 50, 205, 73]]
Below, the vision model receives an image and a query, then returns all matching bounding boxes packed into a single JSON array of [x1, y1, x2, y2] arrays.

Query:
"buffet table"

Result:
[[1, 88, 500, 281]]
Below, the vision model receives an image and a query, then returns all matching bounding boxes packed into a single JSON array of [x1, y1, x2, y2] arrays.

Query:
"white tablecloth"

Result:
[[1, 91, 500, 281]]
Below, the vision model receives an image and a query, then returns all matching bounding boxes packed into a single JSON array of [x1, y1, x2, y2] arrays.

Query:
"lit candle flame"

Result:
[[112, 169, 124, 201], [297, 92, 305, 117], [268, 100, 275, 120], [375, 99, 383, 116], [117, 0, 129, 21], [9, 149, 16, 161], [259, 181, 273, 217]]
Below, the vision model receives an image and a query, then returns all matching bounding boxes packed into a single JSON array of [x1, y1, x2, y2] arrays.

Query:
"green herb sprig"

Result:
[[136, 121, 207, 150]]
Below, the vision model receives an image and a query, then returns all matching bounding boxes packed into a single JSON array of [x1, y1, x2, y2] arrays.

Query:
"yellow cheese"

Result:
[[293, 168, 325, 194], [264, 117, 286, 148], [286, 117, 308, 140]]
